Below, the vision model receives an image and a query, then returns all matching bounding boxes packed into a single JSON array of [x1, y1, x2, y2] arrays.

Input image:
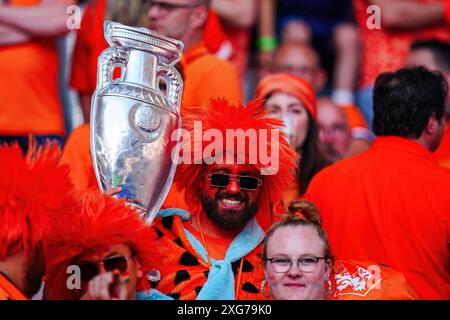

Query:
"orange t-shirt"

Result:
[[61, 123, 98, 191], [434, 123, 450, 169], [354, 0, 450, 88], [0, 273, 27, 300], [0, 0, 65, 136], [184, 221, 233, 260], [180, 41, 243, 114], [304, 136, 450, 299]]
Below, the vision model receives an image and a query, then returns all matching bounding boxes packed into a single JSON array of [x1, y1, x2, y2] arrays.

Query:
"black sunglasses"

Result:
[[78, 255, 135, 283], [207, 173, 262, 190]]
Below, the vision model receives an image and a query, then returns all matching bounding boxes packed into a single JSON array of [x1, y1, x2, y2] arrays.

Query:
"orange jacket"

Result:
[[0, 0, 65, 136], [304, 136, 450, 299], [179, 41, 243, 114]]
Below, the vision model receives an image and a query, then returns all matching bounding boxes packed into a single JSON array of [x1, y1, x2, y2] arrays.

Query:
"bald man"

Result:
[[317, 98, 352, 163], [274, 43, 327, 92], [274, 42, 372, 157]]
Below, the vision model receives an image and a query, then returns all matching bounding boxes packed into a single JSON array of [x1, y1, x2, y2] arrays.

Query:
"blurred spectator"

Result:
[[353, 0, 450, 126], [406, 40, 450, 168], [273, 42, 372, 156], [257, 0, 360, 105], [147, 0, 243, 113], [305, 67, 450, 299], [316, 98, 353, 163], [256, 73, 328, 202], [205, 0, 257, 77], [0, 0, 74, 153]]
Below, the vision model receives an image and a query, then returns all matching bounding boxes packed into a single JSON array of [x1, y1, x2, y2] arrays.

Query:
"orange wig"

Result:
[[45, 192, 164, 299], [175, 99, 298, 230], [0, 143, 75, 262]]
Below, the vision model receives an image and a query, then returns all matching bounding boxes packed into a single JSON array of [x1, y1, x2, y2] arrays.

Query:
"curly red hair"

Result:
[[45, 192, 164, 299], [175, 99, 298, 230], [0, 143, 75, 262]]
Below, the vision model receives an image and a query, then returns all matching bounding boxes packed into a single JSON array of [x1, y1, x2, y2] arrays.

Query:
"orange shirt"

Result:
[[354, 0, 450, 87], [70, 0, 108, 95], [184, 221, 232, 260], [180, 41, 243, 114], [204, 10, 251, 78], [0, 273, 27, 300], [61, 124, 98, 191], [0, 0, 65, 136], [434, 123, 450, 169], [304, 136, 450, 299]]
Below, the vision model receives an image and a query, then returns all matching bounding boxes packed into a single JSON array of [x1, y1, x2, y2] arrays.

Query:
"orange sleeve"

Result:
[[340, 104, 367, 129], [61, 124, 96, 191], [202, 61, 243, 106], [69, 5, 92, 93]]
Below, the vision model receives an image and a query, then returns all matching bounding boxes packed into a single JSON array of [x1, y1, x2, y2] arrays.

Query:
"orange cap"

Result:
[[256, 73, 317, 119]]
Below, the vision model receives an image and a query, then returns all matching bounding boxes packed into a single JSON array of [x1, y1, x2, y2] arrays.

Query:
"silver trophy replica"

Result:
[[91, 21, 184, 223]]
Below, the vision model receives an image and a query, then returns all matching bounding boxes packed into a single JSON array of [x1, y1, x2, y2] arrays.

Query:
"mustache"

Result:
[[215, 191, 248, 203]]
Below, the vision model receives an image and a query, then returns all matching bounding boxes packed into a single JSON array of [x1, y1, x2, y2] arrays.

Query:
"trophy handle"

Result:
[[157, 65, 183, 115], [97, 47, 128, 89]]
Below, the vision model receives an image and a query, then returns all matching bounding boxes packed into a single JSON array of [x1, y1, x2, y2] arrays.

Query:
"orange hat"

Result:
[[175, 98, 299, 230], [45, 191, 163, 299], [0, 143, 75, 262], [255, 72, 317, 119]]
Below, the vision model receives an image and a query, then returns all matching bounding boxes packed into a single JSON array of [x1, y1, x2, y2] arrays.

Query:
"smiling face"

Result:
[[265, 92, 310, 150], [264, 225, 331, 300], [200, 163, 261, 230]]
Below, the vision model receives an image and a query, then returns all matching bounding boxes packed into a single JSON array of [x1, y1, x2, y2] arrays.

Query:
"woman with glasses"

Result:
[[261, 200, 332, 300], [260, 200, 419, 300]]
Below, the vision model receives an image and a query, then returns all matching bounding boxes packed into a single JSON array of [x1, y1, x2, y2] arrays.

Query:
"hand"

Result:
[[104, 186, 123, 197], [80, 271, 128, 300]]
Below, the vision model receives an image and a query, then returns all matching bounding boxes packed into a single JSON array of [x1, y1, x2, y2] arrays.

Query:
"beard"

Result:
[[201, 190, 258, 230], [24, 242, 46, 298]]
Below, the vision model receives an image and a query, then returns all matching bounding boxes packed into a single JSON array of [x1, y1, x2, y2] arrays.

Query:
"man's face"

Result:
[[73, 244, 141, 300], [274, 45, 323, 91], [200, 163, 261, 230], [146, 0, 199, 40], [317, 100, 352, 163], [406, 49, 441, 72], [406, 49, 450, 113]]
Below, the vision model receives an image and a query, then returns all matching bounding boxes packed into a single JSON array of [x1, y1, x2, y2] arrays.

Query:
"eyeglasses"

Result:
[[207, 173, 262, 190], [265, 256, 326, 273], [145, 0, 199, 13], [78, 254, 135, 282]]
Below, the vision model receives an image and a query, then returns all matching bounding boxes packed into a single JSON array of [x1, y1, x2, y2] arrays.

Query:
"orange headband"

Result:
[[256, 72, 317, 120]]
